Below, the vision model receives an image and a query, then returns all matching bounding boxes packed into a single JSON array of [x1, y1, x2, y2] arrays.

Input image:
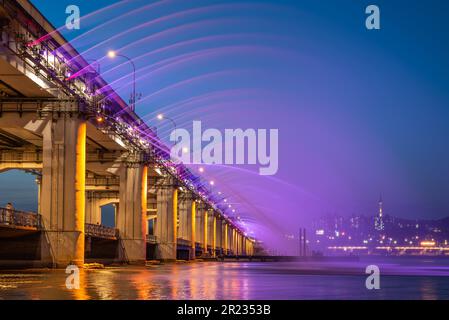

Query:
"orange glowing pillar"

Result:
[[74, 121, 86, 266], [224, 223, 228, 254], [191, 201, 196, 252], [203, 211, 208, 252], [141, 165, 148, 243], [173, 188, 178, 244], [212, 215, 217, 257]]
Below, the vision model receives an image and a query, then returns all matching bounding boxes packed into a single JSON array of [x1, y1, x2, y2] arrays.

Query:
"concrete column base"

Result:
[[40, 231, 85, 268], [120, 239, 146, 264], [189, 248, 196, 260], [156, 243, 176, 261]]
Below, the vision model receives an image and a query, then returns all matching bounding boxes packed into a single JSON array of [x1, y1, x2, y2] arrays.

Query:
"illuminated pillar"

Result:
[[117, 162, 147, 264], [155, 182, 178, 261], [36, 176, 42, 215], [229, 228, 233, 255], [231, 227, 237, 255], [177, 195, 188, 240], [40, 117, 86, 267], [195, 202, 204, 255], [212, 215, 217, 257], [178, 193, 195, 260], [235, 232, 238, 255], [207, 210, 215, 256], [190, 200, 196, 259], [236, 231, 240, 255], [203, 210, 208, 254], [216, 217, 222, 255], [223, 222, 228, 255], [85, 192, 102, 225]]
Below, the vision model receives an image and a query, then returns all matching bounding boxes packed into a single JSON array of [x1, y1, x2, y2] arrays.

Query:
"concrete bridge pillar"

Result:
[[216, 217, 222, 255], [85, 192, 102, 225], [178, 194, 195, 259], [230, 228, 234, 255], [195, 202, 204, 255], [40, 117, 86, 267], [155, 183, 178, 261], [243, 237, 247, 256], [177, 195, 191, 241], [212, 214, 217, 257], [203, 209, 208, 255], [238, 233, 243, 255], [207, 211, 215, 256], [117, 162, 148, 264], [190, 200, 196, 259], [237, 232, 241, 255], [222, 222, 228, 255], [235, 232, 239, 255]]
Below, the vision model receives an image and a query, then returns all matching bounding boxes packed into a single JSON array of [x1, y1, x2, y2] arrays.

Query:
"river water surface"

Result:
[[1, 257, 449, 300]]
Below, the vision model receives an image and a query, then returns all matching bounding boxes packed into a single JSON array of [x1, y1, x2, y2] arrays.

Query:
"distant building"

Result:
[[374, 195, 385, 231]]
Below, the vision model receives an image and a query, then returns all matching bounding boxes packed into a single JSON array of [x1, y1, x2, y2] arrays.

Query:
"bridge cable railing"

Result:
[[0, 207, 41, 229]]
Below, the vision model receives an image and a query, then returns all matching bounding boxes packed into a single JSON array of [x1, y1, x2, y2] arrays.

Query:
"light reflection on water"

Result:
[[1, 258, 449, 300]]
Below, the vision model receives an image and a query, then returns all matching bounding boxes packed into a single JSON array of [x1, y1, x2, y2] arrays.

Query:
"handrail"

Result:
[[85, 223, 118, 239], [146, 234, 157, 244], [176, 238, 192, 247], [0, 207, 41, 229]]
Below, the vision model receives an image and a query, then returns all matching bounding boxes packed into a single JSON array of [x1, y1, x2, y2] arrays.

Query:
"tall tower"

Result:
[[375, 194, 385, 231]]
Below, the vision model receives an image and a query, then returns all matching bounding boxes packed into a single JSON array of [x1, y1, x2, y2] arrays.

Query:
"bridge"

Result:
[[0, 0, 255, 267]]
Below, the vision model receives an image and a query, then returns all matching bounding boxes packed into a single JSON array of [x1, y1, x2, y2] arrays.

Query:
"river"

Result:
[[1, 257, 449, 300]]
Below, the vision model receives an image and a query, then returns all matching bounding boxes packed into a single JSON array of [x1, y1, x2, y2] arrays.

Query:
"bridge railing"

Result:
[[177, 238, 192, 247], [0, 207, 41, 229], [85, 223, 118, 239], [147, 235, 157, 244]]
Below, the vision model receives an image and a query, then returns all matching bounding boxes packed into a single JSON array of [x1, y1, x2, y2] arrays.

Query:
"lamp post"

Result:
[[157, 113, 178, 141], [107, 50, 137, 111]]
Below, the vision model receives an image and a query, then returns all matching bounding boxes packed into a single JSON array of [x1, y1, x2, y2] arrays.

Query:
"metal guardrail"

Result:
[[0, 207, 41, 229], [85, 223, 118, 239], [0, 208, 119, 239], [177, 238, 192, 247]]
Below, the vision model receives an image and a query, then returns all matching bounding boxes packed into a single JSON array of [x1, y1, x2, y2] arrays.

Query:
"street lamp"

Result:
[[107, 50, 137, 111], [156, 113, 177, 139]]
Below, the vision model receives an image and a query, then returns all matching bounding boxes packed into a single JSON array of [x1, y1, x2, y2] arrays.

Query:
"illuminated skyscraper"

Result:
[[375, 195, 385, 231]]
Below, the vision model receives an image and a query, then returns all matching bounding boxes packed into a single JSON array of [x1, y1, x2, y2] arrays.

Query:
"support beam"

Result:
[[229, 227, 235, 255], [190, 199, 196, 259], [85, 193, 102, 225], [40, 117, 86, 267], [212, 214, 217, 257], [178, 194, 191, 241], [155, 182, 178, 261], [223, 222, 228, 255], [203, 209, 208, 254], [117, 161, 147, 264], [216, 217, 222, 255], [195, 202, 204, 254], [207, 210, 214, 256]]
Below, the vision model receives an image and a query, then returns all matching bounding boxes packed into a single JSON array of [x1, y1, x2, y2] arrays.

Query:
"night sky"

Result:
[[2, 0, 449, 251]]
